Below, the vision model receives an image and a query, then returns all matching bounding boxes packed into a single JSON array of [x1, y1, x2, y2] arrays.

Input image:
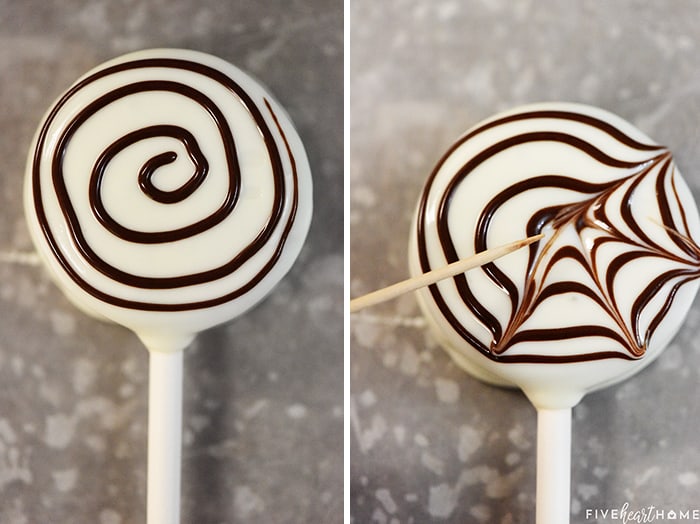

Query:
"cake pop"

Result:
[[409, 102, 700, 522], [25, 48, 312, 524]]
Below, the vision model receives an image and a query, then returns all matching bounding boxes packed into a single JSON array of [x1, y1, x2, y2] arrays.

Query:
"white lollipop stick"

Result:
[[536, 408, 571, 524], [148, 350, 184, 524]]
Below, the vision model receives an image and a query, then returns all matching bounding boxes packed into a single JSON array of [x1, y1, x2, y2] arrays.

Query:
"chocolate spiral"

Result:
[[30, 52, 304, 312], [416, 106, 700, 363]]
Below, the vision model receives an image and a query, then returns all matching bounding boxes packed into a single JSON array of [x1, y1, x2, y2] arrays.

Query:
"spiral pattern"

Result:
[[28, 50, 309, 314], [414, 104, 700, 364]]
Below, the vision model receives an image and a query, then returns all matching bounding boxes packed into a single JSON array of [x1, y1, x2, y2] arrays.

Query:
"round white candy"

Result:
[[25, 49, 312, 351], [409, 103, 700, 408]]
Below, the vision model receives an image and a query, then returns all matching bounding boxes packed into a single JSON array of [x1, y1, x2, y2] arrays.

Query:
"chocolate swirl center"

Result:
[[103, 125, 208, 207]]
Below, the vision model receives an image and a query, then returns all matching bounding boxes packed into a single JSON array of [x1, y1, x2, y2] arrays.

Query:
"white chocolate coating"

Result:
[[409, 103, 700, 408], [25, 49, 312, 352]]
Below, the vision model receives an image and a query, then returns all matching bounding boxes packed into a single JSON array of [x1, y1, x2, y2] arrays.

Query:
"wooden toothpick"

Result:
[[350, 234, 544, 313]]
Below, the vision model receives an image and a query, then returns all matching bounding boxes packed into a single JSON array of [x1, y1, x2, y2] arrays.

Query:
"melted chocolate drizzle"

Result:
[[416, 109, 700, 363], [32, 57, 299, 311]]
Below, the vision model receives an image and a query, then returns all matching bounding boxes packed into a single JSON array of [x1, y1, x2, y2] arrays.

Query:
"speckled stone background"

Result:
[[351, 1, 700, 523], [0, 1, 342, 523]]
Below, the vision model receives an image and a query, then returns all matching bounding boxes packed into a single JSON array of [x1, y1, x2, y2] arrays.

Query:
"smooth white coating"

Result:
[[24, 49, 312, 353], [409, 102, 700, 409]]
